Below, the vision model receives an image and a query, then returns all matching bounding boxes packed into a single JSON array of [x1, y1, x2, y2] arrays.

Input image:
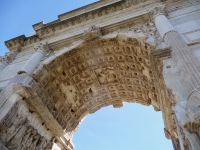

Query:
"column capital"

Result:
[[149, 4, 167, 20], [34, 42, 50, 55], [0, 49, 18, 65]]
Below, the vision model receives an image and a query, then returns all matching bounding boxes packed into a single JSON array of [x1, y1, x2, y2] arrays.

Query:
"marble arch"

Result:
[[1, 0, 200, 150]]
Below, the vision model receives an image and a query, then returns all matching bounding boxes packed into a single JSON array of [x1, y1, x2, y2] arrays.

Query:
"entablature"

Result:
[[5, 0, 159, 51], [5, 0, 199, 52]]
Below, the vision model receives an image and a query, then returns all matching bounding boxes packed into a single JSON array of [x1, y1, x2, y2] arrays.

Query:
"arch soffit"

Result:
[[31, 33, 168, 132]]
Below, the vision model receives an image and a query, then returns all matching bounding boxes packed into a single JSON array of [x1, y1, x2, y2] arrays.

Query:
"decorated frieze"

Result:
[[4, 0, 150, 50], [0, 100, 54, 150]]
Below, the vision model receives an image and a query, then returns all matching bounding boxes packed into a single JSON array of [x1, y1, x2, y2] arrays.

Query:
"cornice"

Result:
[[58, 0, 122, 21], [4, 0, 200, 51], [5, 0, 156, 51]]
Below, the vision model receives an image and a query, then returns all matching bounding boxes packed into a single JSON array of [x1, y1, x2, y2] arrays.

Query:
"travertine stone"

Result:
[[153, 4, 200, 150], [0, 63, 6, 72], [83, 25, 102, 41], [0, 50, 19, 72], [18, 42, 49, 75], [155, 15, 176, 39], [1, 0, 200, 150], [165, 32, 200, 91]]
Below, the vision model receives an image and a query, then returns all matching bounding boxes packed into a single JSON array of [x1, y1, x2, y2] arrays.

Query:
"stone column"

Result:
[[18, 42, 49, 75], [153, 7, 200, 94], [151, 4, 200, 150]]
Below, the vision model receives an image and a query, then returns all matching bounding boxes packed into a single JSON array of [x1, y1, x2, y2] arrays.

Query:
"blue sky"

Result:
[[0, 1, 173, 149]]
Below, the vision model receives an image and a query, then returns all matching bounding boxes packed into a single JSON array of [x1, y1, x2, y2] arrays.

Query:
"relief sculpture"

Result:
[[96, 67, 118, 84], [2, 1, 198, 149]]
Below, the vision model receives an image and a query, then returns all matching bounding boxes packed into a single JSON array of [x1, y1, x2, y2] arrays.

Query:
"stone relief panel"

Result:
[[0, 100, 54, 150], [83, 25, 102, 41], [32, 37, 174, 135]]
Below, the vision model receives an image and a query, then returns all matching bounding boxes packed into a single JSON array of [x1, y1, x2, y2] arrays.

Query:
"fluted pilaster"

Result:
[[164, 32, 200, 93], [152, 4, 200, 94], [152, 4, 200, 150]]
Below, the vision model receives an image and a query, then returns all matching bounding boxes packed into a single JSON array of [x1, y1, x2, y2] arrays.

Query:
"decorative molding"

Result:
[[13, 83, 72, 149], [148, 3, 167, 20], [0, 100, 55, 150], [4, 0, 152, 50], [151, 46, 172, 60], [126, 20, 156, 37], [34, 42, 50, 56], [83, 25, 102, 41], [4, 35, 26, 51], [30, 36, 177, 140], [0, 50, 19, 65], [4, 0, 200, 51]]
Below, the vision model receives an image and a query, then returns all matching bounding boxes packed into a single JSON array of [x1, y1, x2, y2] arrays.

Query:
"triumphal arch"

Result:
[[0, 0, 200, 149]]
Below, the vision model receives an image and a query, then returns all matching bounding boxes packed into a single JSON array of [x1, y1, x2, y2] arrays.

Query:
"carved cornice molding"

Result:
[[4, 35, 26, 51], [151, 46, 172, 60], [5, 0, 152, 50], [4, 0, 200, 51], [184, 122, 200, 133]]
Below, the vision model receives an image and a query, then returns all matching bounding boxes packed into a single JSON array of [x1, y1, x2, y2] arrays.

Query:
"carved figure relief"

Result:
[[0, 100, 55, 150], [83, 25, 102, 40], [96, 67, 118, 84]]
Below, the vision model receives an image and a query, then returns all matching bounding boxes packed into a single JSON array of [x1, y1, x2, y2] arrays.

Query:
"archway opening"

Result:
[[29, 36, 177, 148], [73, 103, 173, 150]]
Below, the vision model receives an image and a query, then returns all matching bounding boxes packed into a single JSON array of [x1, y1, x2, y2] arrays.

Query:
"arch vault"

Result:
[[1, 1, 200, 150]]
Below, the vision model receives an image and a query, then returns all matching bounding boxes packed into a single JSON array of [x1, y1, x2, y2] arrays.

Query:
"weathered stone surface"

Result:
[[1, 0, 200, 150]]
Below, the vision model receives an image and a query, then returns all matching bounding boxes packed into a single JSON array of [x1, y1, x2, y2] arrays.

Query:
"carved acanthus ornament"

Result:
[[0, 50, 18, 65], [126, 21, 156, 38], [83, 25, 102, 41], [148, 3, 167, 20], [34, 42, 50, 56]]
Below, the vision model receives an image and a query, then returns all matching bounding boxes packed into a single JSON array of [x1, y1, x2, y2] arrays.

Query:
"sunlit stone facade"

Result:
[[0, 0, 200, 149]]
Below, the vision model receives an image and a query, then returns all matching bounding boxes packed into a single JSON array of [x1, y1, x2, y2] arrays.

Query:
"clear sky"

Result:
[[0, 0, 173, 150]]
